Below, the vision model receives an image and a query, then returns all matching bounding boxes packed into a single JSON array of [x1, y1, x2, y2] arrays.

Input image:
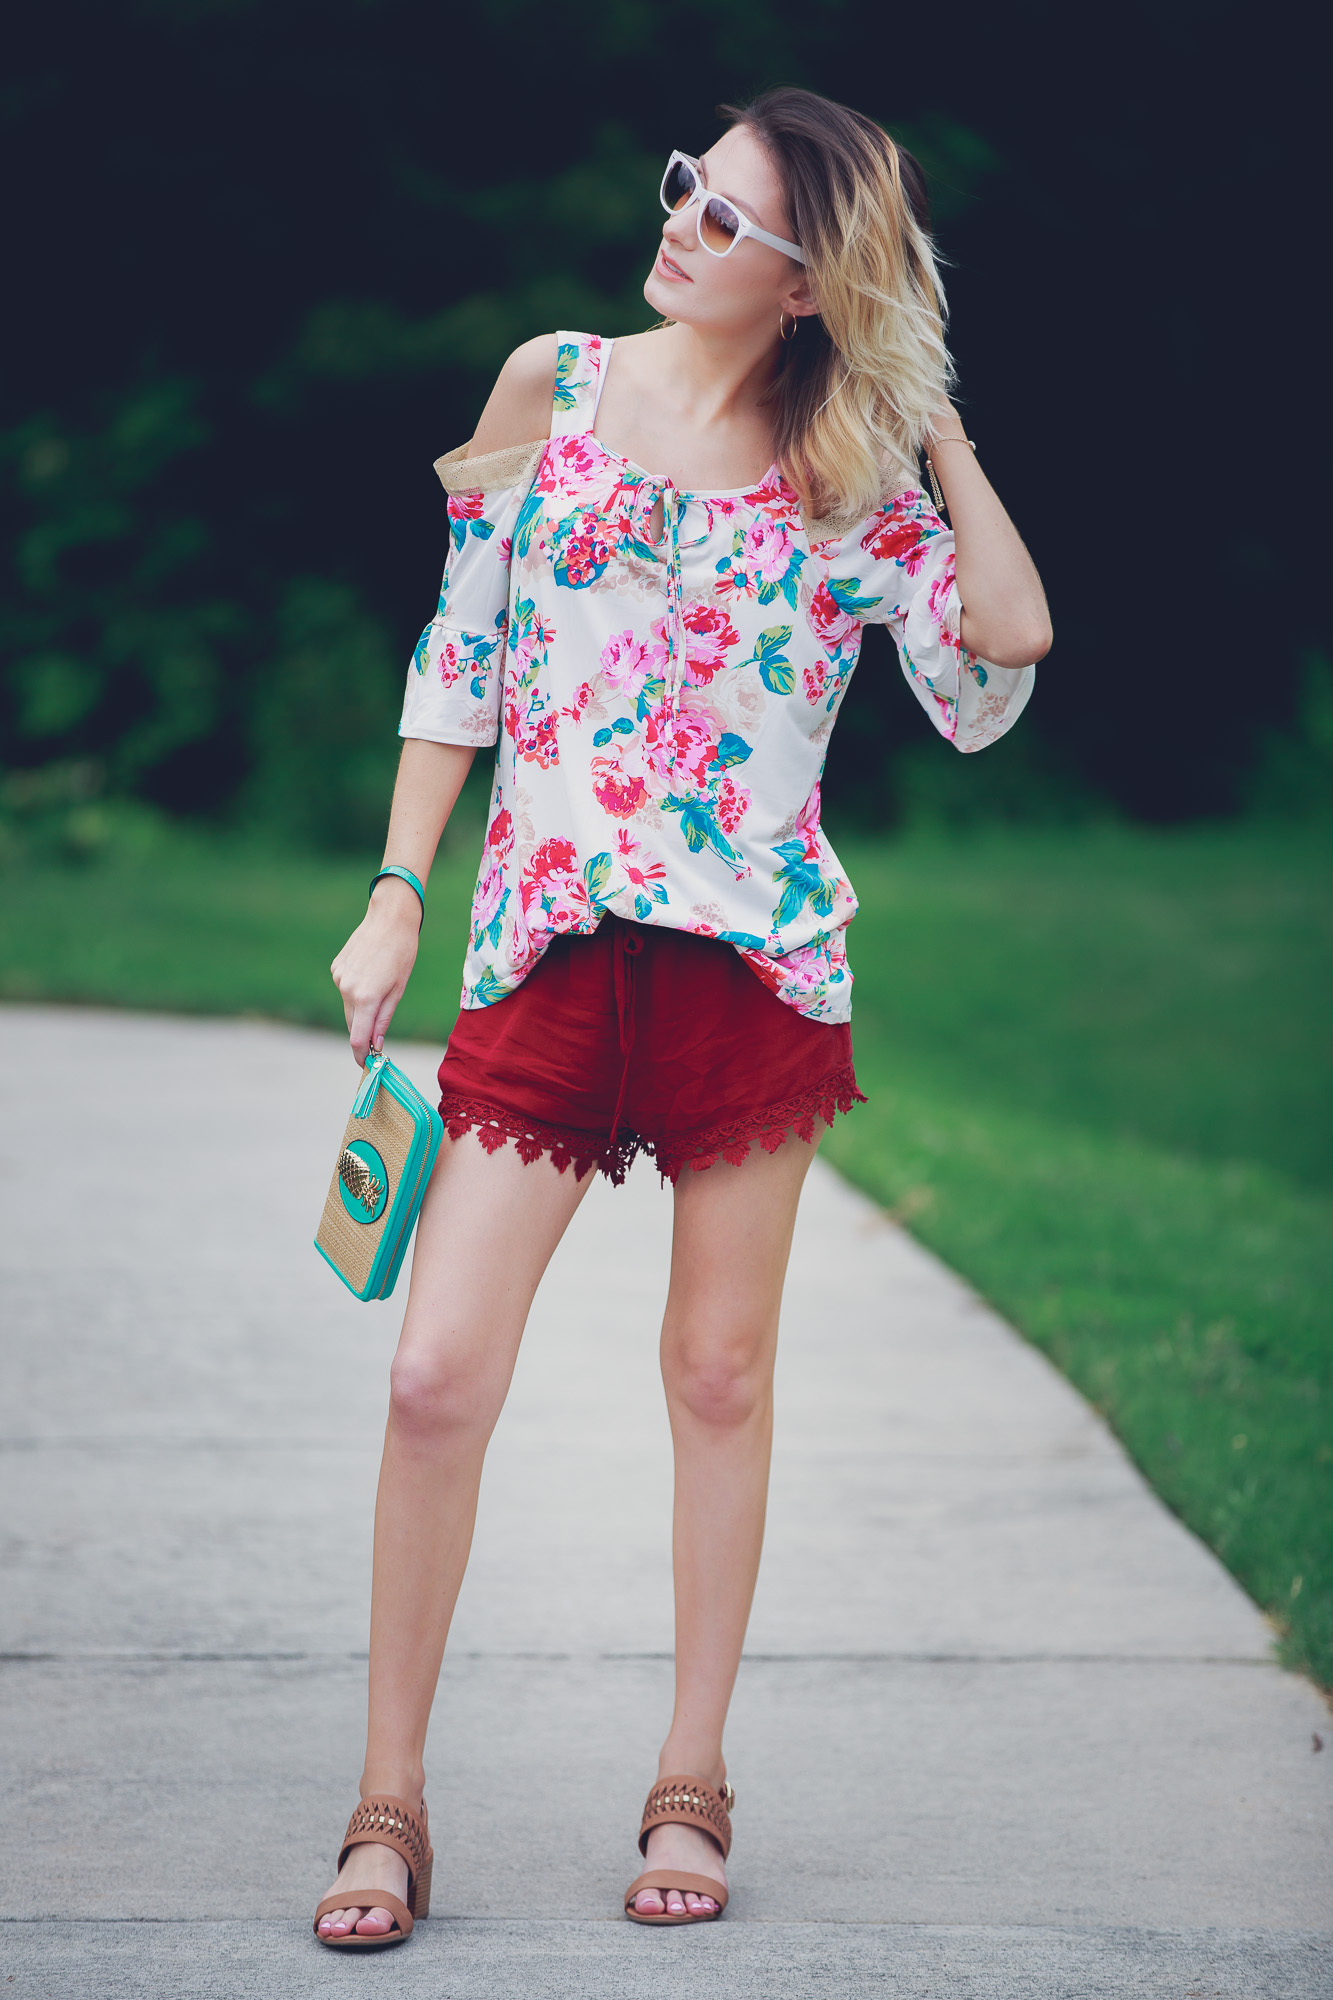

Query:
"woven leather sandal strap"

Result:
[[337, 1795, 431, 1884], [637, 1774, 733, 1859]]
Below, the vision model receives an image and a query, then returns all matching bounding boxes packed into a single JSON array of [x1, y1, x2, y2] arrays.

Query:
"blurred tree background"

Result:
[[1, 0, 1327, 855]]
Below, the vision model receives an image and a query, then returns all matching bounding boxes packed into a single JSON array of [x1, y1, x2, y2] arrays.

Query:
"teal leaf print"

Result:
[[754, 625, 793, 661], [826, 575, 883, 617], [552, 340, 588, 413], [709, 732, 752, 770], [717, 929, 765, 948], [412, 624, 432, 675], [593, 727, 613, 747], [474, 886, 510, 951], [635, 673, 666, 723], [745, 624, 795, 695], [470, 966, 511, 1007], [663, 795, 746, 878], [612, 715, 636, 735], [512, 489, 544, 562], [583, 851, 614, 903], [756, 547, 805, 609], [772, 835, 838, 928], [633, 892, 653, 921]]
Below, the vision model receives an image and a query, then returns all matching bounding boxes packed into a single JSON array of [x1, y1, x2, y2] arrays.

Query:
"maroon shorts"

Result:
[[437, 916, 864, 1183]]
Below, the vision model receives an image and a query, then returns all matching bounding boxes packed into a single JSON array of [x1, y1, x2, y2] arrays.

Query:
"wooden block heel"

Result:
[[313, 1794, 434, 1950], [412, 1854, 432, 1919]]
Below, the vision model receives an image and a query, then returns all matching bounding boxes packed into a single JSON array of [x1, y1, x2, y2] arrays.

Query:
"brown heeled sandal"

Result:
[[623, 1774, 733, 1925], [312, 1794, 433, 1950]]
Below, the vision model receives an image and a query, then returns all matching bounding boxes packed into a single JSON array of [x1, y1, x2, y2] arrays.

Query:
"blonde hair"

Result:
[[721, 89, 955, 523]]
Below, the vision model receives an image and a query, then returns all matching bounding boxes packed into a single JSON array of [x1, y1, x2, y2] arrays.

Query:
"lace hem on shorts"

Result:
[[653, 1063, 866, 1181], [438, 1064, 865, 1188]]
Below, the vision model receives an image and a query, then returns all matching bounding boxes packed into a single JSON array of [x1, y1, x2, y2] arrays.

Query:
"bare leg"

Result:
[[631, 1132, 819, 1918], [318, 1130, 593, 1938]]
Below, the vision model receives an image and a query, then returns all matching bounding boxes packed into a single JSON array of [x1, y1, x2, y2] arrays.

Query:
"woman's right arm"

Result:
[[331, 740, 475, 1065], [331, 337, 560, 1063]]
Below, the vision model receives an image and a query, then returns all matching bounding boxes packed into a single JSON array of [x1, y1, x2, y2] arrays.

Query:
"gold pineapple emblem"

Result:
[[338, 1147, 385, 1216]]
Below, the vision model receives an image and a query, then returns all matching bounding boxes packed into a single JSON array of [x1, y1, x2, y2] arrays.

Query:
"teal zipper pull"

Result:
[[353, 1047, 387, 1120]]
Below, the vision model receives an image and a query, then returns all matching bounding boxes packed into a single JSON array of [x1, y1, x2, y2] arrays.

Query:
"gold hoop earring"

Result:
[[779, 309, 797, 342]]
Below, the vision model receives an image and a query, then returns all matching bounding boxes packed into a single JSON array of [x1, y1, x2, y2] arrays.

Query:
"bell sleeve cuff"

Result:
[[834, 487, 1036, 754], [399, 437, 545, 749]]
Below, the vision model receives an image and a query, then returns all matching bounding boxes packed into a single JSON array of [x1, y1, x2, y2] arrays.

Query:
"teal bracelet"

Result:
[[369, 865, 426, 928]]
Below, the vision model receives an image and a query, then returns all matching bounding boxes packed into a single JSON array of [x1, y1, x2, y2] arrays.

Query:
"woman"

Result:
[[313, 85, 1051, 1948]]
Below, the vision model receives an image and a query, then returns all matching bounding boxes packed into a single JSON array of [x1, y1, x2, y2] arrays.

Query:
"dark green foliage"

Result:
[[0, 382, 245, 808], [3, 1, 1326, 832], [243, 580, 403, 851]]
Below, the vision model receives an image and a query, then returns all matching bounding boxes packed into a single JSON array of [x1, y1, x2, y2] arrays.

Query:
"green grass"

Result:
[[2, 819, 1330, 1685]]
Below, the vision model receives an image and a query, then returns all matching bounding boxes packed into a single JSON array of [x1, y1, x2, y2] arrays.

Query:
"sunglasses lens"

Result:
[[698, 196, 741, 254], [663, 158, 696, 212]]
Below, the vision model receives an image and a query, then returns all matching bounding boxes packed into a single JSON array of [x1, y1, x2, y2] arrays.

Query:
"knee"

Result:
[[387, 1344, 493, 1444], [663, 1326, 770, 1430]]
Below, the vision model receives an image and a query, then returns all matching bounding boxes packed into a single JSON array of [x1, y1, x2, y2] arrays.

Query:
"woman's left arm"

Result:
[[928, 402, 1053, 668]]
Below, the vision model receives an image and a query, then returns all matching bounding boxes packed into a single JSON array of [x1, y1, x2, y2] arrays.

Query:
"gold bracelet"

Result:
[[924, 436, 976, 514]]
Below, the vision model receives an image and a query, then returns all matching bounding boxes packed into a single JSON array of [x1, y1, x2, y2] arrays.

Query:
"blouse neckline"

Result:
[[585, 336, 783, 500]]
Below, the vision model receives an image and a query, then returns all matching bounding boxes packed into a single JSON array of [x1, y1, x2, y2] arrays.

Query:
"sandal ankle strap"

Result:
[[638, 1774, 734, 1859], [337, 1794, 431, 1883]]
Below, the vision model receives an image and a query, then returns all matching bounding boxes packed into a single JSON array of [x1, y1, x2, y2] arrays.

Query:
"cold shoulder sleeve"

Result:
[[398, 438, 544, 748], [822, 486, 1035, 752]]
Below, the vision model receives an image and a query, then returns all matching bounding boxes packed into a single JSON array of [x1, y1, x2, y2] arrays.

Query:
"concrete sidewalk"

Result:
[[1, 1005, 1328, 1998]]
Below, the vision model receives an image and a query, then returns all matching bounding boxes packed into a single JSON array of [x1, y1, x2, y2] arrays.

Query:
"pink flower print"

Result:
[[742, 468, 797, 520], [928, 554, 960, 646], [738, 947, 786, 996], [446, 490, 485, 528], [519, 835, 588, 926], [714, 773, 751, 835], [615, 827, 667, 890], [512, 708, 560, 768], [529, 835, 578, 877], [540, 434, 604, 496], [682, 602, 740, 686], [795, 781, 822, 859], [473, 856, 506, 931], [510, 614, 555, 677], [600, 629, 662, 697], [803, 660, 829, 705], [861, 505, 929, 574], [438, 640, 466, 689], [560, 518, 613, 587], [592, 759, 649, 819], [807, 581, 857, 650], [742, 516, 794, 585], [643, 704, 717, 793], [486, 806, 513, 858], [562, 679, 595, 723]]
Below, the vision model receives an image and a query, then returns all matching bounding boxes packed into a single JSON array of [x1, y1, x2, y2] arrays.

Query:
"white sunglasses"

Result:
[[659, 150, 807, 265]]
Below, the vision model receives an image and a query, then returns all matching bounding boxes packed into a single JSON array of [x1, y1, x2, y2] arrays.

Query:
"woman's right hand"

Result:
[[331, 876, 423, 1066]]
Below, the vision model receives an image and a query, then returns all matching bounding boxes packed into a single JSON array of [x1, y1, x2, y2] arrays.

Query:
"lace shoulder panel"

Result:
[[434, 438, 546, 496]]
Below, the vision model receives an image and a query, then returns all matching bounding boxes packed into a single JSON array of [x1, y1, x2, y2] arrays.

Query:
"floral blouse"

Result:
[[400, 332, 1035, 1023]]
